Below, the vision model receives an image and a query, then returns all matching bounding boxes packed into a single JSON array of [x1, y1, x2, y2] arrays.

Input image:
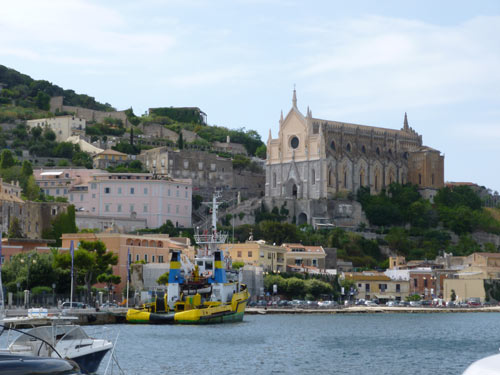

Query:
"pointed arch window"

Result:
[[328, 169, 334, 187], [346, 143, 351, 152], [311, 169, 316, 185], [361, 145, 366, 154], [330, 141, 336, 151], [344, 170, 347, 188], [376, 147, 380, 156], [272, 173, 277, 188]]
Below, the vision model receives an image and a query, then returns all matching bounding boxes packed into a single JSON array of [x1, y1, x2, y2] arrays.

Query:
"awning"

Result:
[[40, 171, 63, 176]]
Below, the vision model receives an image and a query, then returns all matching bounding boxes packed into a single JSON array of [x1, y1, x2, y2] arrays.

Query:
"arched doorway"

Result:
[[297, 212, 308, 225]]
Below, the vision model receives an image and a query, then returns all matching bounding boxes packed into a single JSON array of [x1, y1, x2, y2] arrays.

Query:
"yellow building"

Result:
[[342, 271, 410, 302], [92, 149, 128, 169], [282, 243, 326, 272], [219, 241, 286, 272]]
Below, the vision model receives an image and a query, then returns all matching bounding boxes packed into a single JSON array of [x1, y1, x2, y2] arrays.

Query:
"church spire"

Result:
[[292, 85, 297, 108], [404, 112, 409, 131]]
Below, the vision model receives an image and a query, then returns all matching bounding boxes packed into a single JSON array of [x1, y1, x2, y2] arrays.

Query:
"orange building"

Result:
[[61, 233, 193, 298]]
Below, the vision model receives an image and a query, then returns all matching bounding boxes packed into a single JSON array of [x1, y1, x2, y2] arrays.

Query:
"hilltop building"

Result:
[[92, 149, 128, 169], [265, 90, 444, 226], [27, 115, 86, 142]]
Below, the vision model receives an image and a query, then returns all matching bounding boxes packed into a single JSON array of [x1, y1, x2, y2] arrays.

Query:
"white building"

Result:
[[27, 115, 86, 142]]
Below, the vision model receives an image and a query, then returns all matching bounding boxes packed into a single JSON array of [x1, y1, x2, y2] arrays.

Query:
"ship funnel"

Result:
[[168, 251, 185, 284], [209, 250, 227, 284]]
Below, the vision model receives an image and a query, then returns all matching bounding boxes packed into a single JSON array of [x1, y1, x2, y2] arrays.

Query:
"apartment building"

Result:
[[27, 115, 86, 142]]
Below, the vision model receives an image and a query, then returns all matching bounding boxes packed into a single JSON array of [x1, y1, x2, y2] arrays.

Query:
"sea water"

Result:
[[5, 313, 500, 374]]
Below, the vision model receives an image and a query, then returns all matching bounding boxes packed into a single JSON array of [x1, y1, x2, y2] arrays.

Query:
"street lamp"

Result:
[[20, 254, 37, 308], [52, 283, 56, 307]]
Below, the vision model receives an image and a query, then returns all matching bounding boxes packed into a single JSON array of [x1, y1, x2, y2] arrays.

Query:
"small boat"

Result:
[[1, 312, 113, 374], [126, 192, 250, 324], [0, 353, 82, 374]]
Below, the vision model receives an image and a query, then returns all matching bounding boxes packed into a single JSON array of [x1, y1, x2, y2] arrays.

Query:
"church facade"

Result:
[[264, 91, 444, 226]]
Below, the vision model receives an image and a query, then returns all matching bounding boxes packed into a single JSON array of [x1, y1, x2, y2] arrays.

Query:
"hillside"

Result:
[[0, 65, 114, 122]]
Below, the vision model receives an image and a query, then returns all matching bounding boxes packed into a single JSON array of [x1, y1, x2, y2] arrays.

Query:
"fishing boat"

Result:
[[126, 193, 250, 324], [0, 312, 113, 374]]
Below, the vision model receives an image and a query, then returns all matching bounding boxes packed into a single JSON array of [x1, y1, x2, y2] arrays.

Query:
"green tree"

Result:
[[385, 227, 411, 255], [450, 289, 456, 301], [306, 279, 334, 298], [43, 128, 56, 141], [0, 149, 15, 169], [44, 205, 77, 246], [21, 160, 33, 176], [35, 91, 50, 110], [177, 131, 184, 149], [157, 272, 169, 285], [8, 217, 23, 238], [54, 240, 118, 303], [25, 175, 40, 200], [97, 272, 122, 301], [30, 126, 42, 140], [286, 277, 306, 299], [255, 144, 267, 159]]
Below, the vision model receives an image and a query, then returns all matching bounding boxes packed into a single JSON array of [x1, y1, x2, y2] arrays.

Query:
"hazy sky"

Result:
[[1, 0, 499, 192]]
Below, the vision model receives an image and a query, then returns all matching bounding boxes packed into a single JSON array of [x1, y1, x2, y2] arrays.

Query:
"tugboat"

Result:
[[126, 193, 250, 324]]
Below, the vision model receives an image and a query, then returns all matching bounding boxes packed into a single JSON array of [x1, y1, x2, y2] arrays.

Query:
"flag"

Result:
[[127, 247, 131, 281], [70, 240, 74, 280]]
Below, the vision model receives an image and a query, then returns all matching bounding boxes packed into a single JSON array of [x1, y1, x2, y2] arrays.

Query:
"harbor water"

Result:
[[5, 312, 500, 374]]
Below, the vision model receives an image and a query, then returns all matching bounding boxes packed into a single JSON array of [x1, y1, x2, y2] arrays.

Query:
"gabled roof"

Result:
[[95, 149, 128, 157]]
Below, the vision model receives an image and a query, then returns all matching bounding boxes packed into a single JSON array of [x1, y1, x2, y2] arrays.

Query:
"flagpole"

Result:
[[126, 248, 130, 309], [0, 233, 4, 319], [70, 240, 74, 310]]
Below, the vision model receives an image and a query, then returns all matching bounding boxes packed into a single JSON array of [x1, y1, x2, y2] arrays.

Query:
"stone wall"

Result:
[[50, 96, 128, 126]]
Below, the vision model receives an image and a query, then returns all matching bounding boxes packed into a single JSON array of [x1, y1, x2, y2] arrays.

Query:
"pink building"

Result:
[[34, 168, 105, 198], [80, 173, 192, 228]]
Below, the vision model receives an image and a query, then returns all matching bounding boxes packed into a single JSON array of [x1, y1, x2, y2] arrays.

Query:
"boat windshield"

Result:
[[11, 327, 53, 346], [58, 326, 90, 341]]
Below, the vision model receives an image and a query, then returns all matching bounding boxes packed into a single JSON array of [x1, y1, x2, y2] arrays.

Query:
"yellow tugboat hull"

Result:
[[125, 290, 249, 325]]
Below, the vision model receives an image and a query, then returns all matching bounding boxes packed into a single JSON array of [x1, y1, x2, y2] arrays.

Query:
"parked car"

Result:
[[318, 301, 338, 308], [446, 301, 456, 307], [61, 302, 86, 309], [467, 298, 481, 306], [399, 301, 410, 307], [355, 299, 366, 306], [100, 302, 118, 309], [278, 300, 290, 307], [256, 300, 267, 307], [409, 301, 422, 307], [365, 300, 378, 306], [421, 300, 432, 306], [386, 301, 399, 307]]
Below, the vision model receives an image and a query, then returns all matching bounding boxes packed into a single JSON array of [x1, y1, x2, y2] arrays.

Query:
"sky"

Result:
[[1, 0, 500, 192]]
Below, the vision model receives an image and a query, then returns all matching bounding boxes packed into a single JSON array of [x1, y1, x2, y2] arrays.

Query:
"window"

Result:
[[80, 194, 83, 201], [424, 278, 428, 288], [260, 251, 264, 258], [144, 254, 148, 263], [92, 194, 96, 199], [152, 255, 155, 263], [376, 147, 380, 155], [130, 187, 135, 194], [361, 145, 366, 153], [330, 140, 335, 151], [290, 136, 299, 149], [143, 205, 148, 213], [56, 188, 60, 195], [64, 189, 67, 194], [295, 259, 302, 266], [414, 279, 418, 287], [311, 169, 315, 185], [248, 251, 253, 257], [136, 254, 139, 261], [128, 252, 132, 264], [365, 283, 370, 292], [237, 251, 242, 258], [168, 189, 171, 196], [211, 163, 216, 171], [273, 173, 277, 188], [130, 204, 135, 213], [105, 204, 110, 212], [118, 187, 122, 194], [117, 204, 122, 212], [185, 191, 188, 198], [161, 159, 165, 167], [396, 284, 401, 293], [198, 162, 203, 170], [105, 187, 110, 194], [268, 253, 272, 259], [312, 258, 317, 266], [144, 187, 148, 195], [167, 204, 171, 213], [70, 194, 73, 201], [176, 205, 179, 214], [92, 207, 96, 212], [176, 190, 179, 197], [158, 255, 164, 263], [346, 143, 351, 152]]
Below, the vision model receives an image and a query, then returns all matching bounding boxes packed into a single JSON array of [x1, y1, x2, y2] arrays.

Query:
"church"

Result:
[[264, 90, 444, 226]]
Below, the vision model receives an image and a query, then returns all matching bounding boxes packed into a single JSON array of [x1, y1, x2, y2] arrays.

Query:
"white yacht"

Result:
[[463, 351, 500, 375], [1, 312, 112, 374]]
